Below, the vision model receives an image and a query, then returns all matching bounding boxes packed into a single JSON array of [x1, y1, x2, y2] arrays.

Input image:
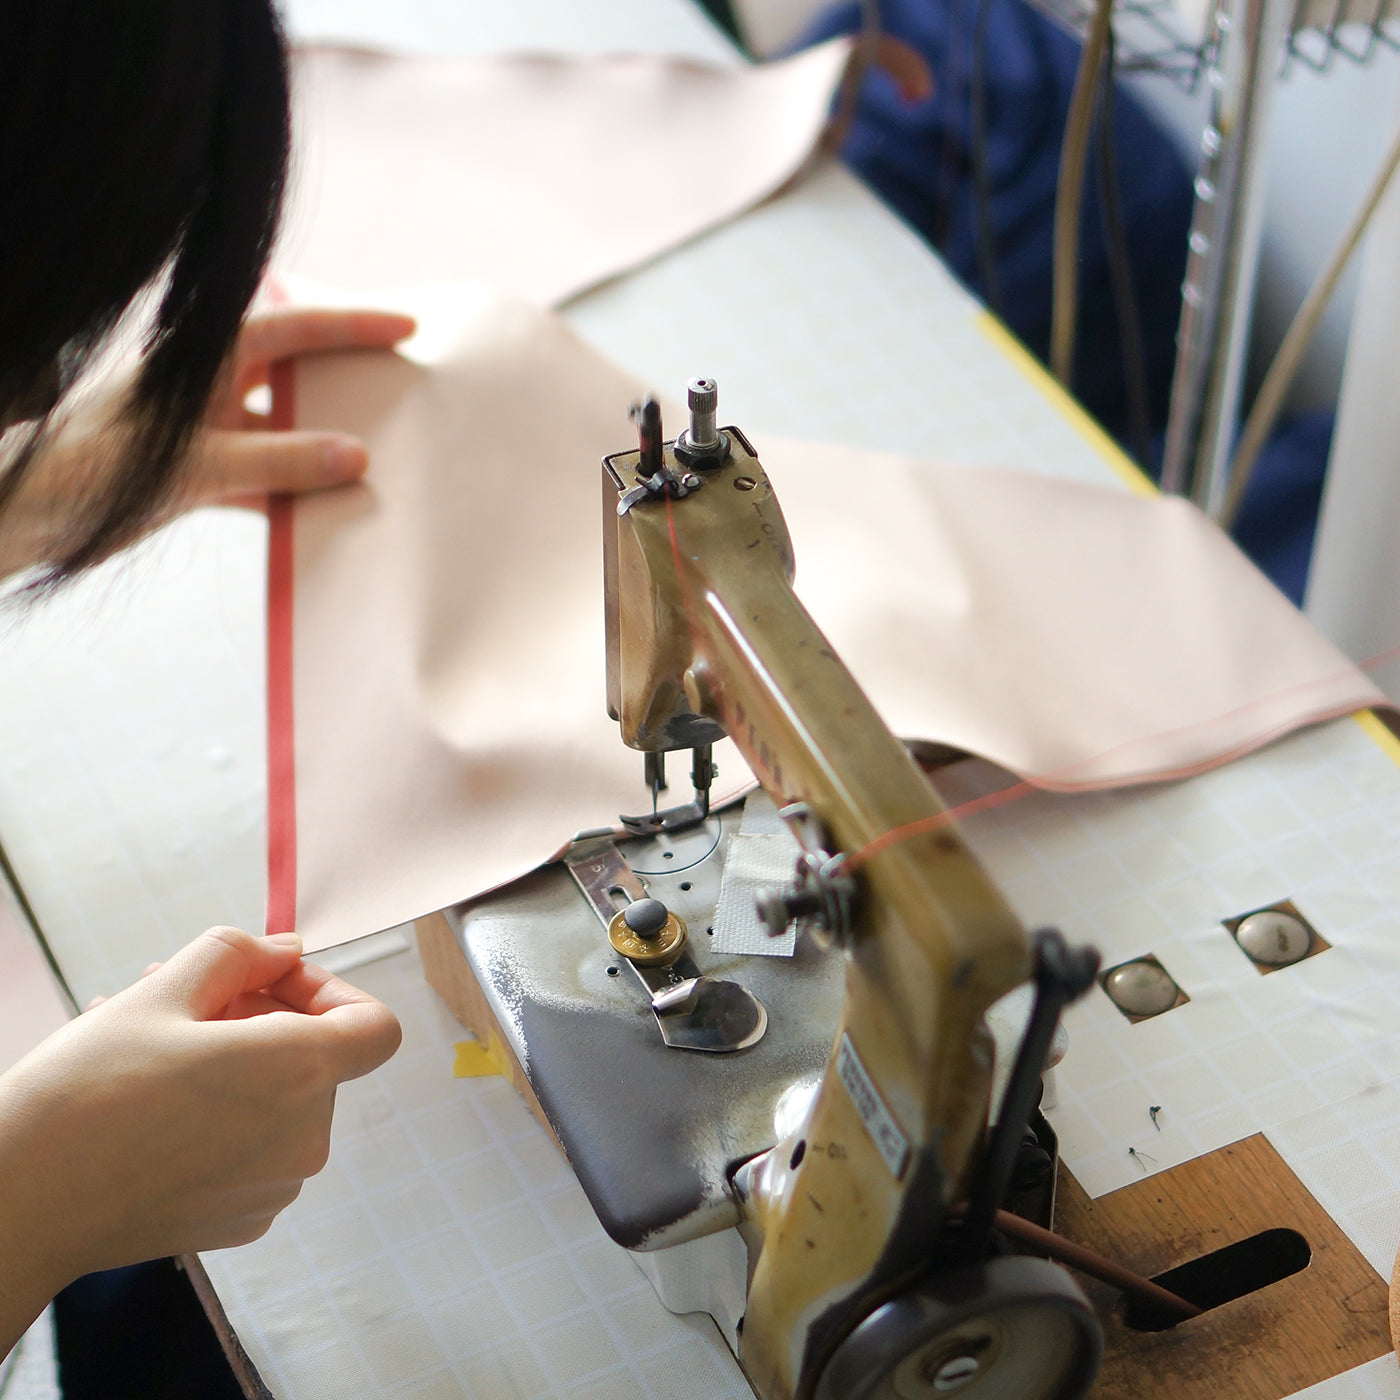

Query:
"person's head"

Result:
[[0, 0, 290, 584]]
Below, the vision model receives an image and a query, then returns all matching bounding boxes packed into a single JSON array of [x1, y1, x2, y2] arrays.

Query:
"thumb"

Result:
[[189, 429, 369, 504], [146, 927, 305, 1021]]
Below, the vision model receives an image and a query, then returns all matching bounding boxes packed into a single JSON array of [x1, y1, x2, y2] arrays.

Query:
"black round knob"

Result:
[[623, 898, 670, 939]]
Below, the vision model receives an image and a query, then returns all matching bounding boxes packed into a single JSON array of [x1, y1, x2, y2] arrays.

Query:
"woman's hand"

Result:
[[0, 926, 402, 1354], [0, 307, 415, 579], [185, 306, 417, 506]]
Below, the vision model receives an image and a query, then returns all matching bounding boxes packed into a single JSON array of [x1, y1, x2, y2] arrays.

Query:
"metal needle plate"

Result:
[[567, 837, 768, 1053]]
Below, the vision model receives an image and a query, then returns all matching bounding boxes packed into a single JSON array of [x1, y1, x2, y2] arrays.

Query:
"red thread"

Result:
[[663, 490, 701, 647], [842, 653, 1395, 874], [264, 357, 298, 935], [663, 480, 1395, 875]]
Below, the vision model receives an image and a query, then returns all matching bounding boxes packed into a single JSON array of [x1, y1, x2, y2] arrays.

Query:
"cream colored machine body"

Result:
[[433, 382, 1103, 1399]]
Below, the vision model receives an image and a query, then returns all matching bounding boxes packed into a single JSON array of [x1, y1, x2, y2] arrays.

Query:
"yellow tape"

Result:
[[974, 310, 1158, 499], [1353, 710, 1400, 770], [452, 1032, 512, 1079]]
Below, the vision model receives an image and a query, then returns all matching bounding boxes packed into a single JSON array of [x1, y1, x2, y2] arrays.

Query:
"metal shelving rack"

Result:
[[1028, 0, 1398, 508]]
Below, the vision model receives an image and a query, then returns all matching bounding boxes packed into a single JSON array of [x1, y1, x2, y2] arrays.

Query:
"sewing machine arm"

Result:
[[602, 392, 1100, 1400]]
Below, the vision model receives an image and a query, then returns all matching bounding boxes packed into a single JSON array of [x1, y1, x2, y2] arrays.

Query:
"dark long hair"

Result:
[[0, 0, 290, 584]]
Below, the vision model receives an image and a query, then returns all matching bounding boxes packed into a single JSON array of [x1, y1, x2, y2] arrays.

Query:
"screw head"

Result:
[[623, 898, 670, 939], [932, 1353, 980, 1390]]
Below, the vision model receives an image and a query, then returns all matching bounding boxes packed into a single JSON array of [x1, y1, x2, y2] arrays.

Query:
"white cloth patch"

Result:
[[711, 792, 802, 956]]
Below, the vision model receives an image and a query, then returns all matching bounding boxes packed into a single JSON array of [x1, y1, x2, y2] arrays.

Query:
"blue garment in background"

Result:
[[797, 0, 1194, 447], [1230, 412, 1333, 607], [795, 0, 1331, 599]]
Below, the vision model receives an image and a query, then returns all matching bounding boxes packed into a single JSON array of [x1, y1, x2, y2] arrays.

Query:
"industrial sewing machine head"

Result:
[[427, 379, 1104, 1399]]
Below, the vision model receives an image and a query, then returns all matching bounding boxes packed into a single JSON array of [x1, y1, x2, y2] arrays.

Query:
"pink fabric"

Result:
[[267, 298, 1386, 951], [277, 40, 852, 303], [773, 440, 1385, 791]]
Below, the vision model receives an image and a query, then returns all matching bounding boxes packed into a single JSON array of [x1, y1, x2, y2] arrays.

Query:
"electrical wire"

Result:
[[1094, 27, 1153, 468], [1050, 0, 1116, 387], [970, 0, 1005, 316], [1218, 116, 1400, 531]]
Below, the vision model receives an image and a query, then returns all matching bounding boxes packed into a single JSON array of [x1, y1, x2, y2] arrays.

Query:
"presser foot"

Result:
[[811, 1256, 1101, 1400], [619, 744, 718, 836]]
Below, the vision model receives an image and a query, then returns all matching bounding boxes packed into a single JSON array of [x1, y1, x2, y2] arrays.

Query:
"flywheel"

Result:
[[812, 1255, 1102, 1400]]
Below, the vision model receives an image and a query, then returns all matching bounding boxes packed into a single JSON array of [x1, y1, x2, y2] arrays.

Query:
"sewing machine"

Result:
[[418, 379, 1111, 1399]]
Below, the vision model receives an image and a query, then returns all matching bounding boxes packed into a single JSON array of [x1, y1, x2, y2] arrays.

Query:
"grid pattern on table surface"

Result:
[[199, 949, 752, 1400], [0, 510, 270, 1011], [1267, 1078, 1400, 1282], [935, 716, 1400, 1208]]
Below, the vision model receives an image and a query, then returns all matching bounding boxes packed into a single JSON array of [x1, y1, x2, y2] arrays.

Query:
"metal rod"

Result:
[[1161, 0, 1290, 503], [960, 930, 1099, 1258]]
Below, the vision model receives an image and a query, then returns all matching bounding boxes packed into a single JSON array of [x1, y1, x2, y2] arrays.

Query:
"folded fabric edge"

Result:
[[1021, 700, 1396, 794], [546, 38, 853, 309]]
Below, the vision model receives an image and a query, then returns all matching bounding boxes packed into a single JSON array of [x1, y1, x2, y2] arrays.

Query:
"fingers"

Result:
[[320, 997, 404, 1082], [145, 928, 305, 1021], [205, 308, 416, 432], [220, 989, 299, 1020], [265, 962, 403, 1082], [237, 993, 402, 1085], [214, 959, 386, 1025], [236, 308, 417, 373], [187, 429, 368, 504], [193, 306, 416, 494], [262, 960, 385, 1016], [108, 929, 400, 1083]]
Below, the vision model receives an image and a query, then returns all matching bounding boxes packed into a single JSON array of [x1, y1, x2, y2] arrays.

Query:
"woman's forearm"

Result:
[[0, 1073, 84, 1359]]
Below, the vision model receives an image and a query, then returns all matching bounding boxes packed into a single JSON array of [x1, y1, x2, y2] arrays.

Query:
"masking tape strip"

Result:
[[452, 1032, 513, 1079]]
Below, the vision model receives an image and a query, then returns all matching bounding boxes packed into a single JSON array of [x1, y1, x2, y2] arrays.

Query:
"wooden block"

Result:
[[414, 912, 560, 1147], [1052, 1134, 1391, 1398]]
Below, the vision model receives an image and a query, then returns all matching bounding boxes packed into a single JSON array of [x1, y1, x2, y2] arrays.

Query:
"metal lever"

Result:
[[648, 974, 767, 1053], [617, 397, 704, 514], [958, 928, 1100, 1260]]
